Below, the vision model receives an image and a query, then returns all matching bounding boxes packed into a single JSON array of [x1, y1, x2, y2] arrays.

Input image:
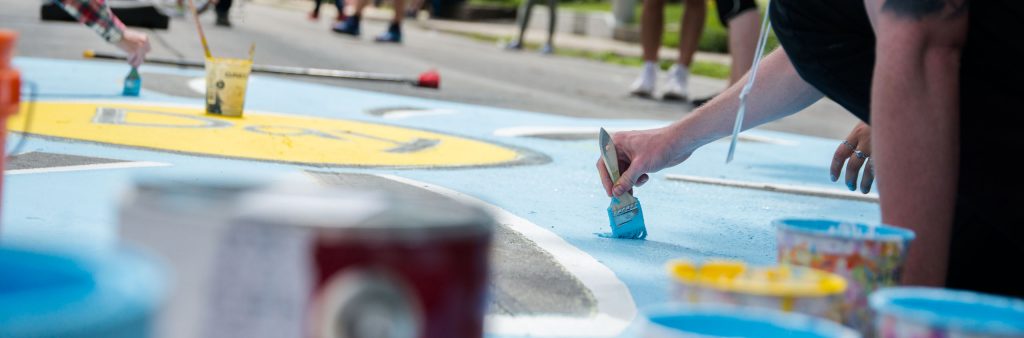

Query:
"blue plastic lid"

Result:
[[637, 304, 859, 338], [871, 287, 1024, 335], [774, 218, 915, 242], [0, 246, 166, 337]]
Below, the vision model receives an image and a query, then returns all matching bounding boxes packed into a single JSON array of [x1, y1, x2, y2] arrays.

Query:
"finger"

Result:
[[130, 54, 143, 68], [831, 141, 854, 182], [612, 162, 644, 197], [597, 159, 613, 197], [860, 157, 875, 194], [635, 174, 650, 187], [845, 150, 866, 191]]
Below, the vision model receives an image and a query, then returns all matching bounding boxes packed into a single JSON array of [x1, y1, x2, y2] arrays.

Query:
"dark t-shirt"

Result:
[[771, 0, 1024, 298]]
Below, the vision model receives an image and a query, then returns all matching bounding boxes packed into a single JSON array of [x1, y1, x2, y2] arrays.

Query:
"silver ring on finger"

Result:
[[854, 150, 868, 160]]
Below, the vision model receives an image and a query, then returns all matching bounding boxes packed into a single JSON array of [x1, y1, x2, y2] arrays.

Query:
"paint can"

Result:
[[0, 245, 166, 338], [667, 260, 847, 321], [120, 175, 495, 338], [774, 218, 916, 333], [0, 29, 21, 223], [627, 303, 859, 338], [870, 287, 1024, 338], [204, 57, 251, 117]]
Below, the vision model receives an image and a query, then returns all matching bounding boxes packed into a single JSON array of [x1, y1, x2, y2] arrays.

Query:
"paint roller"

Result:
[[82, 50, 441, 89]]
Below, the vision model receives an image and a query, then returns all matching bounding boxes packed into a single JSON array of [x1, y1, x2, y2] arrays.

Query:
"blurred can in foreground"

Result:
[[775, 218, 915, 332], [667, 259, 847, 321], [120, 175, 495, 338], [628, 303, 860, 338], [0, 246, 166, 338], [870, 287, 1024, 338]]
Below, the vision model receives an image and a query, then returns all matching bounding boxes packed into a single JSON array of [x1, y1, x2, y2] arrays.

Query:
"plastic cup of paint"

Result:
[[667, 259, 847, 321], [628, 303, 860, 338], [204, 57, 252, 117], [0, 245, 166, 337], [870, 287, 1024, 338], [774, 218, 916, 333]]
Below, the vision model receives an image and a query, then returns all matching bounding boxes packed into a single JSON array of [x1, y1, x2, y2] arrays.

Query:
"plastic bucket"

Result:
[[0, 246, 166, 338], [204, 57, 252, 117], [871, 287, 1024, 338], [667, 260, 847, 321], [775, 218, 915, 333], [629, 304, 860, 338]]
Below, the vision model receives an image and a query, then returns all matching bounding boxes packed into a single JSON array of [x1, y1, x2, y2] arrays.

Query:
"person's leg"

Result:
[[215, 0, 233, 27], [631, 0, 666, 96], [725, 9, 759, 84], [312, 0, 323, 19], [541, 0, 555, 53], [508, 0, 534, 49], [334, 0, 346, 21], [662, 0, 705, 100], [375, 0, 405, 42]]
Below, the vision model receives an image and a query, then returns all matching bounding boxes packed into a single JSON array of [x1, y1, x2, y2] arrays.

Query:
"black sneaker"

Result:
[[215, 13, 232, 27], [374, 23, 402, 43]]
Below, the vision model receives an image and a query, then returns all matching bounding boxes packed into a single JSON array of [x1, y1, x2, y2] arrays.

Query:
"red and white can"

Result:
[[121, 176, 495, 338]]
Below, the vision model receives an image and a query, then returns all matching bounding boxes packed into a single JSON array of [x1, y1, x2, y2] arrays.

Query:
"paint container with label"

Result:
[[120, 175, 495, 338], [627, 303, 860, 338], [870, 287, 1024, 338], [204, 57, 252, 117], [123, 67, 141, 96], [774, 218, 916, 334], [0, 246, 166, 338], [667, 260, 847, 321]]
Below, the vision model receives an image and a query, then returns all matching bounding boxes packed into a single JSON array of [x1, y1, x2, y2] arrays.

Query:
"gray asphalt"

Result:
[[0, 0, 859, 139]]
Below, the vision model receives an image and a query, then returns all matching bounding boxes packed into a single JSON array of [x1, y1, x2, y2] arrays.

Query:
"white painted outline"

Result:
[[6, 161, 171, 175], [375, 174, 637, 337], [494, 126, 798, 145], [379, 109, 459, 120], [665, 174, 879, 203]]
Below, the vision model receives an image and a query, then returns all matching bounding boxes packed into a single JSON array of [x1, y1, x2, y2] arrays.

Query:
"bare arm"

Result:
[[870, 0, 967, 286], [600, 49, 824, 196]]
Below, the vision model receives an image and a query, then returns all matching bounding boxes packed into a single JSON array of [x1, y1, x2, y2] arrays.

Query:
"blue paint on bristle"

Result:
[[122, 67, 140, 96], [597, 198, 647, 239]]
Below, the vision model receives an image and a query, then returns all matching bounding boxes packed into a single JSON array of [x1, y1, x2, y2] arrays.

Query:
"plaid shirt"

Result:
[[54, 0, 127, 43]]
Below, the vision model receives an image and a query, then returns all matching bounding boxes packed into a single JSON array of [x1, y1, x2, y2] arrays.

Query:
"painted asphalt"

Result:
[[4, 57, 879, 337]]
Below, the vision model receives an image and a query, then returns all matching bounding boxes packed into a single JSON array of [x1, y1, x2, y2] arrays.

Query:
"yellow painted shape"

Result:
[[9, 102, 522, 167]]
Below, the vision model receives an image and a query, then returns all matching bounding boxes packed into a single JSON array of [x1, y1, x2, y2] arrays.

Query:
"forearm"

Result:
[[871, 0, 966, 286], [667, 49, 823, 153], [55, 0, 127, 43]]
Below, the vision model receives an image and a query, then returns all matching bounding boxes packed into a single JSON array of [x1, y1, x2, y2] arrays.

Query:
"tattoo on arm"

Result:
[[883, 0, 968, 20]]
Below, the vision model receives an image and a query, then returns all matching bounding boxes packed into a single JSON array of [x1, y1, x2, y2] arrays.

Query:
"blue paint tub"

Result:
[[0, 246, 166, 338], [870, 287, 1024, 337], [629, 304, 859, 337]]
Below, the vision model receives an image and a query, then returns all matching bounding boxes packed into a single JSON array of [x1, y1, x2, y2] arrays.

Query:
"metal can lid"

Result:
[[235, 183, 494, 241]]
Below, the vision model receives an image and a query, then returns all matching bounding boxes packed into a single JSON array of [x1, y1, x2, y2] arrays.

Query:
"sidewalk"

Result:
[[250, 0, 732, 67]]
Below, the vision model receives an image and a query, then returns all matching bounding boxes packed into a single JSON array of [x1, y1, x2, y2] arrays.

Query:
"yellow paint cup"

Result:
[[667, 259, 847, 322], [204, 57, 252, 117]]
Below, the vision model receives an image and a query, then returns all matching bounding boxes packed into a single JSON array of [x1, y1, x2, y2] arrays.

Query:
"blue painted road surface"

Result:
[[4, 58, 879, 337]]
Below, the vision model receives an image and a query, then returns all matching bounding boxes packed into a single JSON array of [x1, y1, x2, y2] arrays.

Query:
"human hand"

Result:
[[115, 29, 151, 68], [596, 126, 692, 197], [830, 122, 873, 193]]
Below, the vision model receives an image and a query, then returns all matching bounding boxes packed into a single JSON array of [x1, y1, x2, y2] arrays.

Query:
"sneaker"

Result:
[[662, 64, 688, 101], [215, 13, 232, 27], [505, 41, 524, 50], [630, 62, 657, 97], [332, 16, 361, 36], [540, 43, 554, 55], [375, 24, 402, 43], [309, 11, 319, 20]]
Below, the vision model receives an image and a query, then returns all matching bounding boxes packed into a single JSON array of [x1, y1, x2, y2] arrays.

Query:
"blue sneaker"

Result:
[[332, 16, 360, 36], [375, 24, 402, 43]]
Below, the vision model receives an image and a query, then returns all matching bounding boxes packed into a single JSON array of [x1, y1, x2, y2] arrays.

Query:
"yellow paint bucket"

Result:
[[204, 57, 252, 117], [667, 260, 847, 322]]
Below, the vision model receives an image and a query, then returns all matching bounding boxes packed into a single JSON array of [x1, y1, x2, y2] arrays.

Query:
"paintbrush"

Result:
[[598, 128, 647, 239], [187, 0, 212, 59]]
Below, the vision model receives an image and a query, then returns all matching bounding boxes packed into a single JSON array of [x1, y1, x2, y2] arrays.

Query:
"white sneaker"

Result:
[[662, 64, 689, 101], [630, 62, 657, 97]]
